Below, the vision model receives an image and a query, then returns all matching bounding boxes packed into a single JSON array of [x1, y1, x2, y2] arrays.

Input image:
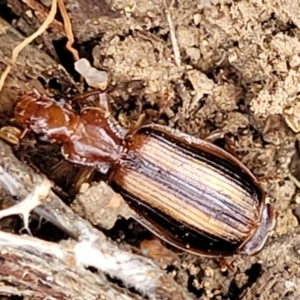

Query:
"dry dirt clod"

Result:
[[71, 181, 133, 230], [283, 99, 300, 133]]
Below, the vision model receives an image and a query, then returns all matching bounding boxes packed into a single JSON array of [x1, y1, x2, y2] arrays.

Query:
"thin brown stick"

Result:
[[0, 0, 58, 93], [57, 0, 79, 61]]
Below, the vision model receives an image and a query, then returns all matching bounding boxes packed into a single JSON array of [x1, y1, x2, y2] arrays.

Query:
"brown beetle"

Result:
[[14, 90, 276, 257]]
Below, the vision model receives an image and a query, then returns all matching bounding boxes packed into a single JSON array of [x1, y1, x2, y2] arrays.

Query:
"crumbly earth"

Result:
[[2, 0, 300, 299]]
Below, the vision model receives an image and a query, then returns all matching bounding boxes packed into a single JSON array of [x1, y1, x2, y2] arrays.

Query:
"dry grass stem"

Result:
[[57, 0, 79, 61], [0, 0, 58, 93]]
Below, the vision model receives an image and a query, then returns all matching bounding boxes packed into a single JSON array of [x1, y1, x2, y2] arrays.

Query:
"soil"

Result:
[[1, 0, 300, 299]]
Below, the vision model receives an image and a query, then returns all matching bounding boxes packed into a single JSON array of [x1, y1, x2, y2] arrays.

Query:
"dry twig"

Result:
[[0, 0, 58, 93]]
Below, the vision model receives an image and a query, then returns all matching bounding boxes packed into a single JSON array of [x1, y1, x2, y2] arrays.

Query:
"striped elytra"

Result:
[[14, 91, 276, 257], [111, 125, 275, 256]]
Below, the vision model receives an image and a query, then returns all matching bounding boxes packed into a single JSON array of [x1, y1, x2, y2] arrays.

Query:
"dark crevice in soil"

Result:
[[77, 37, 103, 64], [102, 217, 152, 248], [187, 275, 204, 298], [228, 263, 263, 299], [148, 26, 169, 42], [0, 2, 18, 23], [52, 37, 79, 79], [228, 279, 240, 300], [261, 13, 297, 37], [31, 219, 68, 243], [245, 263, 263, 284], [106, 273, 149, 299], [48, 77, 64, 92]]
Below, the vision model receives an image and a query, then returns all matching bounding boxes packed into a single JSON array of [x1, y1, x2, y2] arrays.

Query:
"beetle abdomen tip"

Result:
[[239, 204, 275, 255]]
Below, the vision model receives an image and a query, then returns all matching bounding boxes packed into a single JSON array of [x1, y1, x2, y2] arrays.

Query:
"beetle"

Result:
[[14, 90, 276, 257]]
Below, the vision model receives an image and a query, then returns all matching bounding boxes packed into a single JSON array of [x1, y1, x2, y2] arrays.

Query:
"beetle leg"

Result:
[[72, 90, 113, 113], [20, 128, 29, 140], [72, 90, 102, 103], [204, 131, 239, 158], [223, 136, 240, 158], [153, 88, 172, 121], [203, 130, 225, 143], [258, 174, 281, 184], [97, 92, 112, 112], [69, 166, 95, 197], [217, 258, 233, 272], [127, 113, 147, 135], [75, 90, 144, 135]]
